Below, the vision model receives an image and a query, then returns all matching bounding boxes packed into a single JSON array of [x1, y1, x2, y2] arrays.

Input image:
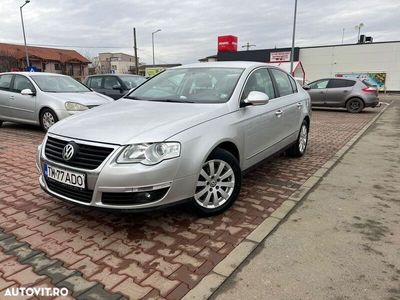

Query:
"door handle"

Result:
[[9, 96, 15, 100], [297, 102, 302, 109], [275, 110, 283, 117]]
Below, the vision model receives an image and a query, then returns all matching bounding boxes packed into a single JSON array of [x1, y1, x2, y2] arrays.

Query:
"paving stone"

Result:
[[37, 261, 76, 284], [142, 271, 180, 297], [112, 278, 152, 299], [22, 253, 57, 272], [77, 284, 123, 300], [57, 274, 97, 297], [0, 237, 25, 252], [6, 244, 41, 262]]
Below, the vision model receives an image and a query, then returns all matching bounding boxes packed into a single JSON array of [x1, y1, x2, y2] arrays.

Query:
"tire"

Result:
[[346, 98, 364, 113], [40, 108, 58, 131], [0, 121, 3, 127], [287, 120, 309, 158], [192, 148, 242, 216]]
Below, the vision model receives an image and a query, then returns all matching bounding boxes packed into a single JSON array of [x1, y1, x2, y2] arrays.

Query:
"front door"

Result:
[[0, 74, 14, 119], [103, 76, 124, 99], [308, 79, 329, 105], [8, 75, 36, 122], [325, 79, 355, 107], [240, 68, 281, 167]]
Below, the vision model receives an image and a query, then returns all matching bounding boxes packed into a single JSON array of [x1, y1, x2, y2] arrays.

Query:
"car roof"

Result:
[[0, 72, 67, 77], [173, 61, 271, 69], [87, 74, 144, 77]]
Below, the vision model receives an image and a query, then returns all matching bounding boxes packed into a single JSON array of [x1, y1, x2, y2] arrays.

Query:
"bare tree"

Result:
[[0, 50, 20, 72]]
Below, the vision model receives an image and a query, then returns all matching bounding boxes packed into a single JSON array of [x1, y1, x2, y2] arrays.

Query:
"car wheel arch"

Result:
[[205, 140, 240, 164], [38, 106, 59, 124]]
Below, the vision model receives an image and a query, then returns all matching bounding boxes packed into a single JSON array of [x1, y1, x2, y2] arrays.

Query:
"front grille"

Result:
[[45, 137, 114, 170], [102, 188, 169, 205], [45, 179, 93, 203]]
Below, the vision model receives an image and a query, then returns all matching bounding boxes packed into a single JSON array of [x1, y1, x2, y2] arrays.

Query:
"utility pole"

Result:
[[133, 27, 139, 75], [290, 0, 298, 75], [341, 28, 345, 44], [20, 0, 30, 68], [241, 42, 256, 51]]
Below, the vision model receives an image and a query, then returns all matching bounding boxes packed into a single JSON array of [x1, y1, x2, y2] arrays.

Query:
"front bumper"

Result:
[[37, 136, 197, 210]]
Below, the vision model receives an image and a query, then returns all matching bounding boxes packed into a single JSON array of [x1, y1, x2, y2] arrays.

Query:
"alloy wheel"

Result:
[[42, 112, 55, 130], [194, 159, 235, 209], [299, 124, 308, 153]]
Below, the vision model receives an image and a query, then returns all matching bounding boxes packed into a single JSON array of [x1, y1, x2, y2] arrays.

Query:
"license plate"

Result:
[[44, 163, 86, 189]]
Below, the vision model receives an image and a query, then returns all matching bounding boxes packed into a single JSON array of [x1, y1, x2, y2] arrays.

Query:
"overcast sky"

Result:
[[1, 0, 399, 64]]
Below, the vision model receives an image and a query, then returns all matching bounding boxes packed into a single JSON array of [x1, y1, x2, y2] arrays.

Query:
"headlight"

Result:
[[65, 102, 88, 111], [117, 142, 181, 165]]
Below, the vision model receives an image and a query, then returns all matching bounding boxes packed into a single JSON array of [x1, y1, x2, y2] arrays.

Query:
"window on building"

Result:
[[270, 69, 293, 97], [12, 75, 34, 93], [54, 63, 61, 70], [0, 74, 13, 91], [241, 68, 275, 100]]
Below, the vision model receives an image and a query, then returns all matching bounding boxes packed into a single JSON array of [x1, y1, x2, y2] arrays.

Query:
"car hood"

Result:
[[48, 91, 113, 106], [49, 99, 230, 145]]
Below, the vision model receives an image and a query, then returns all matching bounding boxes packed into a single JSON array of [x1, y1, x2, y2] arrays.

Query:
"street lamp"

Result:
[[20, 0, 30, 68], [290, 0, 298, 75], [355, 23, 364, 43], [152, 29, 161, 65]]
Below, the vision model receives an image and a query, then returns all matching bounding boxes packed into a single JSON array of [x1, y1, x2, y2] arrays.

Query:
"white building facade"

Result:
[[299, 41, 400, 91]]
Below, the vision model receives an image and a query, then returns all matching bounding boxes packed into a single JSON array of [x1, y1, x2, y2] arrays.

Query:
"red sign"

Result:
[[218, 35, 238, 52], [270, 51, 291, 62]]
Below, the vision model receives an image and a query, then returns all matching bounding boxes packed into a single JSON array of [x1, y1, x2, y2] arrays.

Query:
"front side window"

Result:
[[30, 75, 91, 93], [0, 74, 13, 91], [241, 68, 275, 100], [309, 79, 329, 89], [120, 76, 146, 89], [270, 69, 293, 97], [12, 75, 35, 93], [126, 68, 243, 103], [104, 76, 120, 90]]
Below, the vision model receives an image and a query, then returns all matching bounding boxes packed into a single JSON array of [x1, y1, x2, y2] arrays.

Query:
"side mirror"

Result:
[[244, 91, 269, 106], [302, 85, 311, 90], [112, 84, 122, 90], [21, 89, 35, 96]]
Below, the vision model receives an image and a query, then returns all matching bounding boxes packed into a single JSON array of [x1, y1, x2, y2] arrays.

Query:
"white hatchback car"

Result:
[[0, 72, 113, 130]]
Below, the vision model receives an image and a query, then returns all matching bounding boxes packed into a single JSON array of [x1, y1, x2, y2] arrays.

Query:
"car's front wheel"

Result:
[[193, 148, 241, 216], [40, 108, 58, 131]]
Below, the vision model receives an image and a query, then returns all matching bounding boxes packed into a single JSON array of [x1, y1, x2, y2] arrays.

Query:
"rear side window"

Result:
[[309, 79, 329, 89], [12, 75, 35, 93], [0, 74, 13, 91], [89, 77, 103, 89], [328, 79, 356, 88], [288, 75, 298, 93], [270, 69, 293, 97]]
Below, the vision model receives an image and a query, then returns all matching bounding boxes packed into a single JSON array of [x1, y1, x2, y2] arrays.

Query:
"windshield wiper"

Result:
[[150, 99, 195, 103]]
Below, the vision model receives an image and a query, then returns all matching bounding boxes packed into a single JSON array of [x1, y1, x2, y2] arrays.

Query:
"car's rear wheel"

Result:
[[40, 108, 58, 131], [193, 148, 241, 216], [287, 121, 308, 157], [346, 98, 364, 113]]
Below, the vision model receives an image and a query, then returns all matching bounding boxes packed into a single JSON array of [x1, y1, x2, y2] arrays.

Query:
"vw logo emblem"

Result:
[[62, 142, 78, 161]]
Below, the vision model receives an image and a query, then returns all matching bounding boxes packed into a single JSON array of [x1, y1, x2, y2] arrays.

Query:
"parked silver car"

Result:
[[0, 72, 113, 130], [304, 77, 379, 113], [37, 62, 311, 215]]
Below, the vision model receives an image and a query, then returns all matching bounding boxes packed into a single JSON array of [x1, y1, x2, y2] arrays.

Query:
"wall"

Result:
[[299, 42, 400, 91]]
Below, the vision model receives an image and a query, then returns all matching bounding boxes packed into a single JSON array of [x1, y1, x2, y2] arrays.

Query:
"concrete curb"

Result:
[[182, 104, 390, 300]]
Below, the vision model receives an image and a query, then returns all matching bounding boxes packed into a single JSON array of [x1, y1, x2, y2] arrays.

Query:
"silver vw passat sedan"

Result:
[[37, 62, 311, 215], [0, 72, 113, 130]]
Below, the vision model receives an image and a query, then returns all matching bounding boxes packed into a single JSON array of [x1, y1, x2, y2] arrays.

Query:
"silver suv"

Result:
[[304, 78, 379, 113], [37, 62, 311, 215]]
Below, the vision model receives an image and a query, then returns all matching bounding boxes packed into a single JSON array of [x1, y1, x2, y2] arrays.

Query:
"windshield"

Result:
[[30, 75, 91, 93], [125, 67, 244, 103], [120, 76, 146, 89]]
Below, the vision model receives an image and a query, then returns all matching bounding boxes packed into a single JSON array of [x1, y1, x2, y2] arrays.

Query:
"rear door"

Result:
[[9, 75, 37, 122], [269, 68, 302, 140], [326, 79, 355, 107], [307, 79, 329, 105], [0, 74, 14, 119]]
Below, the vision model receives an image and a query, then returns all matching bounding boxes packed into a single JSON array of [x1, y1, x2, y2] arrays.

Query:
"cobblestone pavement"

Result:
[[0, 106, 383, 299]]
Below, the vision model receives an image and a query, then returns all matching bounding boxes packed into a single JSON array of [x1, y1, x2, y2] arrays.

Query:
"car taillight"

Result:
[[362, 87, 376, 93]]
